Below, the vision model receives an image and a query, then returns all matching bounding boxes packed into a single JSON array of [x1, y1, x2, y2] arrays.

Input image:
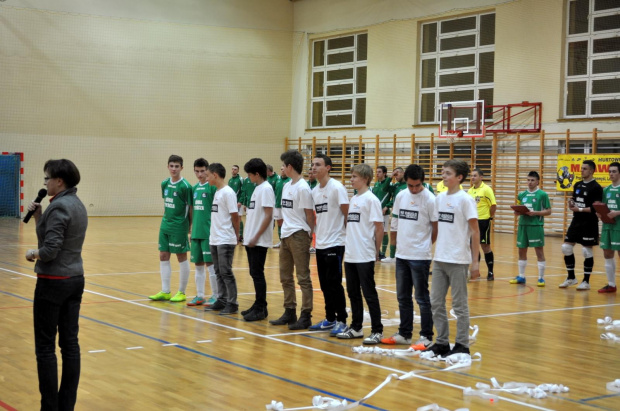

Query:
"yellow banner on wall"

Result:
[[556, 154, 620, 191]]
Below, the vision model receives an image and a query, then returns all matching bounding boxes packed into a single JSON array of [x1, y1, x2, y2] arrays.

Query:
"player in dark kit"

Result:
[[559, 160, 603, 290]]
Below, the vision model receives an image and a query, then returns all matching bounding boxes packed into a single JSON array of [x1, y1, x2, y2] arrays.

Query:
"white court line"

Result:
[[126, 346, 144, 350], [0, 267, 561, 410], [88, 350, 106, 353], [229, 337, 244, 341], [162, 343, 179, 347], [197, 340, 212, 343], [376, 287, 396, 294]]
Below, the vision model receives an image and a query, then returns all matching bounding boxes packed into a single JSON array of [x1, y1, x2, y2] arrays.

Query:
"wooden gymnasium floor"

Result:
[[1, 216, 619, 411]]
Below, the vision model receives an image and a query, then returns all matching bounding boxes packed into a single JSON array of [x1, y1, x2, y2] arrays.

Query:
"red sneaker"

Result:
[[598, 285, 617, 293]]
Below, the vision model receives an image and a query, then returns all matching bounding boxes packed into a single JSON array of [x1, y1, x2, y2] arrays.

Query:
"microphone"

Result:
[[23, 189, 48, 224]]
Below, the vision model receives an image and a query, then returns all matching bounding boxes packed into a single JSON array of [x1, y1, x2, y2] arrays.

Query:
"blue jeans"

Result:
[[395, 259, 433, 339], [34, 275, 84, 411]]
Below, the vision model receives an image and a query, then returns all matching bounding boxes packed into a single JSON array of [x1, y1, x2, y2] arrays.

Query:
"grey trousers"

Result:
[[430, 261, 470, 346], [211, 244, 237, 305]]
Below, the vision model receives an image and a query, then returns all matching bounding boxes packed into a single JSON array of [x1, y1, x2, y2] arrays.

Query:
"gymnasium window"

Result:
[[565, 0, 620, 118], [310, 33, 368, 129], [419, 13, 495, 124]]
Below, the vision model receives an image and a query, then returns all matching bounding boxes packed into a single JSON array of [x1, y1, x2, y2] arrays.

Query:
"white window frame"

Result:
[[419, 13, 495, 124], [310, 33, 367, 129], [565, 0, 620, 118]]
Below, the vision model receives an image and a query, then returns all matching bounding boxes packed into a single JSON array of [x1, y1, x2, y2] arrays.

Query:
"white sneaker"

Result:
[[411, 335, 432, 350], [363, 332, 383, 345], [576, 281, 591, 291], [558, 278, 578, 288], [381, 257, 395, 263], [273, 242, 280, 248]]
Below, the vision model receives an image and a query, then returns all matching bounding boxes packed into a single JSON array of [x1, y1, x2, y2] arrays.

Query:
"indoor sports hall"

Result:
[[1, 0, 619, 410]]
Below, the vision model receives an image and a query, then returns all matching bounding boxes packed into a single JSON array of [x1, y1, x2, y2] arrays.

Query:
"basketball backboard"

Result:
[[438, 100, 485, 139]]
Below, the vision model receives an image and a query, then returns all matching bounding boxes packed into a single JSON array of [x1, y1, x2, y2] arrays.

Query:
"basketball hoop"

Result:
[[445, 129, 463, 144]]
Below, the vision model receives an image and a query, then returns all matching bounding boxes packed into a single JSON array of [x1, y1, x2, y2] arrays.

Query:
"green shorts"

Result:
[[190, 239, 212, 263], [517, 225, 545, 248], [158, 230, 190, 254], [600, 228, 620, 251]]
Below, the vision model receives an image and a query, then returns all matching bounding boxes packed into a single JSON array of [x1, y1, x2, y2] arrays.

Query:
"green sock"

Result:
[[382, 233, 389, 254], [240, 220, 244, 237], [390, 245, 396, 259], [278, 225, 282, 240]]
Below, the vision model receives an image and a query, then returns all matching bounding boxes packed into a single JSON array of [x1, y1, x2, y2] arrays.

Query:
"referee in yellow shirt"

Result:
[[468, 168, 497, 280]]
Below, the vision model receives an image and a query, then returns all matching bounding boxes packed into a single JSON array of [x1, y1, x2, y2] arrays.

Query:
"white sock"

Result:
[[537, 261, 546, 279], [160, 261, 172, 293], [179, 260, 190, 293], [208, 264, 218, 297], [518, 260, 527, 277], [605, 258, 616, 286], [195, 265, 206, 297]]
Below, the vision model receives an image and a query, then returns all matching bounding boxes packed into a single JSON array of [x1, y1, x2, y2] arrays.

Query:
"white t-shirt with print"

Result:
[[243, 181, 275, 248], [393, 188, 437, 260], [433, 190, 478, 264], [312, 178, 349, 249], [344, 190, 383, 263], [281, 178, 314, 238], [210, 185, 239, 246]]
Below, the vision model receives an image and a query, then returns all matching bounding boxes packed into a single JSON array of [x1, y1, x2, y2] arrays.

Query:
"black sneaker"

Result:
[[241, 302, 257, 316], [244, 306, 268, 322], [487, 273, 494, 281], [448, 343, 470, 355], [421, 342, 450, 357], [378, 253, 386, 260], [219, 304, 239, 315], [204, 300, 226, 311]]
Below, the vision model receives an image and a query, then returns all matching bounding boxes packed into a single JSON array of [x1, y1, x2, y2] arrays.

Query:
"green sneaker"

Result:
[[170, 291, 186, 302], [187, 296, 206, 306], [206, 295, 218, 305], [149, 291, 171, 301]]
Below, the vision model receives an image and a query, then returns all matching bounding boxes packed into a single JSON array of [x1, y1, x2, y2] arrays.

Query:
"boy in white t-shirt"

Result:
[[269, 150, 316, 330], [337, 164, 384, 345], [381, 164, 437, 349], [423, 159, 480, 357], [241, 158, 275, 321], [204, 163, 240, 315], [308, 154, 349, 336]]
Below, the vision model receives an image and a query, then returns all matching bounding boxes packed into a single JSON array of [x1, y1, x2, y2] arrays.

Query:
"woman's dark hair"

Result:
[[44, 159, 81, 188]]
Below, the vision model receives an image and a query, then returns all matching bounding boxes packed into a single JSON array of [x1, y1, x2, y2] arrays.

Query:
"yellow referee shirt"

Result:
[[467, 181, 496, 220]]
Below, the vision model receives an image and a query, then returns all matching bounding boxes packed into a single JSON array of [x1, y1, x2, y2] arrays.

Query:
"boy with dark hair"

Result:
[[270, 150, 315, 330], [423, 159, 479, 357], [187, 158, 218, 306], [559, 160, 603, 290], [337, 164, 384, 344], [511, 171, 552, 286], [597, 161, 620, 293], [308, 154, 349, 335], [382, 164, 436, 349], [267, 164, 280, 191], [204, 163, 240, 314], [239, 172, 257, 243], [468, 168, 497, 281], [150, 155, 193, 302], [373, 165, 392, 260], [241, 158, 275, 320]]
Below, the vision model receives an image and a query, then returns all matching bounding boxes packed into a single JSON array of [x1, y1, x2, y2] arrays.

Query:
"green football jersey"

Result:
[[372, 177, 392, 215], [517, 188, 551, 226], [275, 177, 291, 208], [240, 178, 257, 207], [228, 174, 244, 202], [160, 177, 192, 234], [388, 181, 407, 209], [308, 179, 318, 190], [267, 174, 280, 191], [603, 184, 620, 230], [191, 182, 217, 239]]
